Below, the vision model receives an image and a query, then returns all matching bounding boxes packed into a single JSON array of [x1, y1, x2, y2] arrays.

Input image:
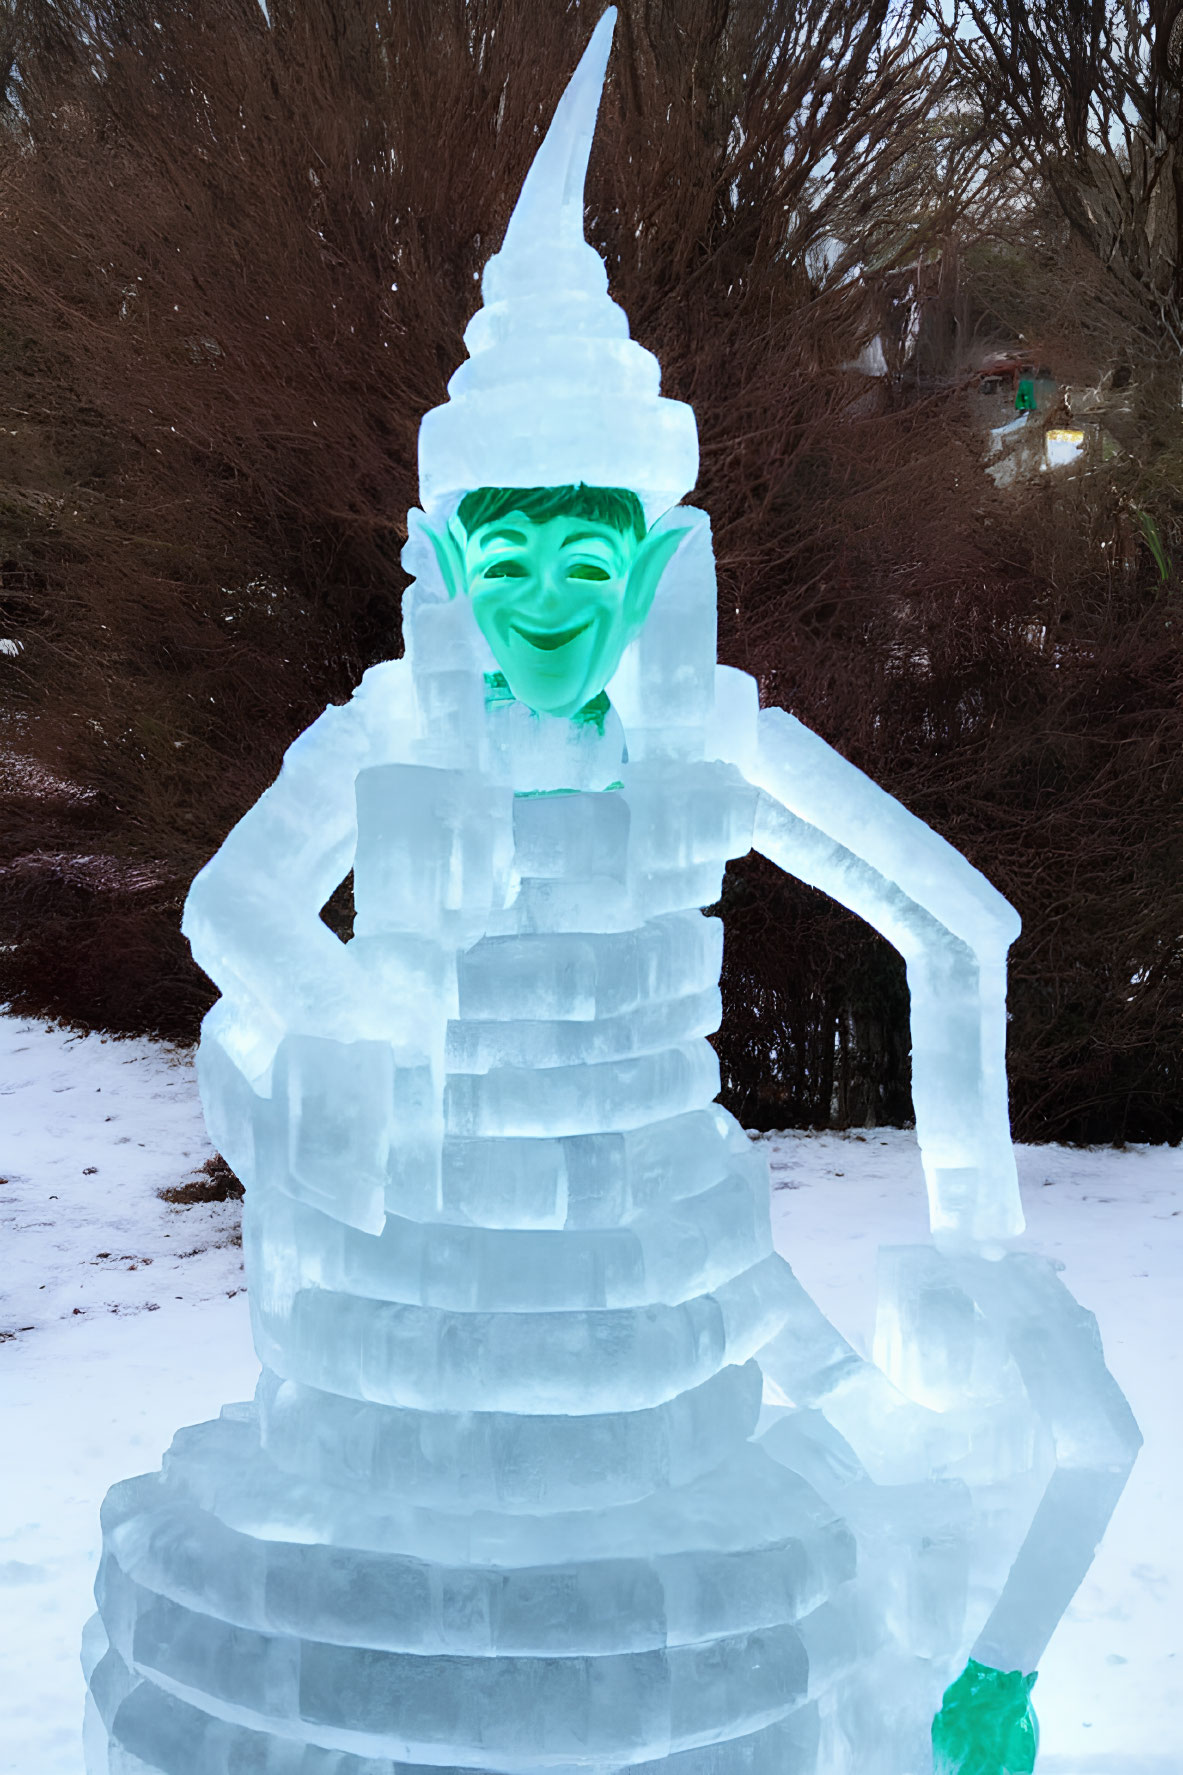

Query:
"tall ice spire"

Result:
[[417, 7, 699, 529]]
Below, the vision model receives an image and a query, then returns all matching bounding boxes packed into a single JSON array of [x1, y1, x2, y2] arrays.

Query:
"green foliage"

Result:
[[1135, 509, 1170, 583]]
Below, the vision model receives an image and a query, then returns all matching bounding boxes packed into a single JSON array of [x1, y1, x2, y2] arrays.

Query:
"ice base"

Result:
[[84, 1373, 961, 1775]]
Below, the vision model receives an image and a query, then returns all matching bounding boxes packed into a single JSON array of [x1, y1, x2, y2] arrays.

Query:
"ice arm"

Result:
[[746, 703, 1023, 1247], [927, 1247, 1141, 1771], [954, 1251, 1142, 1675], [182, 698, 377, 1058]]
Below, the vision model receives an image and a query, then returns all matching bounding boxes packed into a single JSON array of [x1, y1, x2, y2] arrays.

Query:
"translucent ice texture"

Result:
[[417, 11, 698, 531], [86, 11, 1138, 1773], [89, 519, 846, 1773], [737, 708, 1023, 1247], [88, 485, 1139, 1775]]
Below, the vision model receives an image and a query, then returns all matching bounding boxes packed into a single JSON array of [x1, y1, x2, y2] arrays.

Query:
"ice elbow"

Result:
[[180, 862, 219, 970], [753, 707, 1020, 959], [948, 870, 1021, 958], [181, 851, 264, 994]]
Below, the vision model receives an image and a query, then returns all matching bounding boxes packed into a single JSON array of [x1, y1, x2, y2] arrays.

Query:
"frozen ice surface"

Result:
[[94, 510, 857, 1768], [416, 15, 697, 531], [82, 10, 1139, 1773], [86, 504, 1140, 1772], [747, 713, 1021, 1248]]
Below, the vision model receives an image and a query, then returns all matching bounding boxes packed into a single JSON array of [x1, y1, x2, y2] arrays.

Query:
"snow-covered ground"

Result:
[[1, 1013, 1179, 1774]]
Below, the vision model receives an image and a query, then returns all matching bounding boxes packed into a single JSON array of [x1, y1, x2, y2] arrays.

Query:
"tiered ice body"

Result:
[[82, 514, 1140, 1775], [84, 516, 815, 1771]]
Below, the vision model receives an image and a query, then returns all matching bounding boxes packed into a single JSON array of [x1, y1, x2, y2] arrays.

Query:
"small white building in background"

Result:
[[985, 411, 1039, 487], [985, 415, 1101, 488], [1044, 428, 1087, 471]]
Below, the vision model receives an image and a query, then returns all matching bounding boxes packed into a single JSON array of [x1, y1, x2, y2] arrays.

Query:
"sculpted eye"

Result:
[[567, 563, 610, 581], [484, 560, 528, 579]]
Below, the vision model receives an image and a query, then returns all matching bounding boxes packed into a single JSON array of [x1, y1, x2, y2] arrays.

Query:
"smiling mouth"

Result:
[[510, 619, 593, 653]]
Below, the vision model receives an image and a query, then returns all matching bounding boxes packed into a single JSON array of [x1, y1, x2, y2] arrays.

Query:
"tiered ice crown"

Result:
[[417, 8, 699, 529]]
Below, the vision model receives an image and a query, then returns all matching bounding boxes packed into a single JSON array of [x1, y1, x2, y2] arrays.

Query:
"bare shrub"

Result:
[[0, 0, 940, 1031], [0, 1, 1179, 1142], [714, 404, 1183, 1143]]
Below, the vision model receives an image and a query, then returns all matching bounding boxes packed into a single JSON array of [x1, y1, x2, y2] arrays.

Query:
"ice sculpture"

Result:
[[83, 13, 1140, 1774]]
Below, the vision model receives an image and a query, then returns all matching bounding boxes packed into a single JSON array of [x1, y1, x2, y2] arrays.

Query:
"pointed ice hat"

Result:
[[417, 8, 699, 530]]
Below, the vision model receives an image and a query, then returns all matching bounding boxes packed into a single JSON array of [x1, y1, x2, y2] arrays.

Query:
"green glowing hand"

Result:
[[932, 1659, 1039, 1775]]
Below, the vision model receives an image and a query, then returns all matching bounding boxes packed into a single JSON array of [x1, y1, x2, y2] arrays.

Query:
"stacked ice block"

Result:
[[84, 516, 1139, 1775], [82, 516, 841, 1772]]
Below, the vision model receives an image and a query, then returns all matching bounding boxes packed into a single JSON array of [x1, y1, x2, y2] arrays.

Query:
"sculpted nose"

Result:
[[532, 566, 569, 619]]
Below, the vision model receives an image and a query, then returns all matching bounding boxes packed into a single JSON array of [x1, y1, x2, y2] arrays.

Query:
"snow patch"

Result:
[[0, 1017, 1179, 1771]]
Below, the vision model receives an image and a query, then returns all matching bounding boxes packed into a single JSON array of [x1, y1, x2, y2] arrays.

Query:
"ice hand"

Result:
[[931, 1659, 1038, 1775]]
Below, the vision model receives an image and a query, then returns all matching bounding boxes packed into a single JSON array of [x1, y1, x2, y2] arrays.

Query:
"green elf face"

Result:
[[426, 490, 687, 720]]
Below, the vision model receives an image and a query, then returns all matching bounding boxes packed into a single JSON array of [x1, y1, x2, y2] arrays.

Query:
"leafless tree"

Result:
[[936, 1, 1183, 423]]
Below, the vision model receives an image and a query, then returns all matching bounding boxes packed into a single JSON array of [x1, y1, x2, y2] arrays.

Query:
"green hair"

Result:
[[455, 484, 647, 541]]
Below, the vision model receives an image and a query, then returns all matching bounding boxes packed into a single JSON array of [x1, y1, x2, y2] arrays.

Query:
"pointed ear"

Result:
[[423, 519, 467, 600], [624, 525, 691, 632]]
